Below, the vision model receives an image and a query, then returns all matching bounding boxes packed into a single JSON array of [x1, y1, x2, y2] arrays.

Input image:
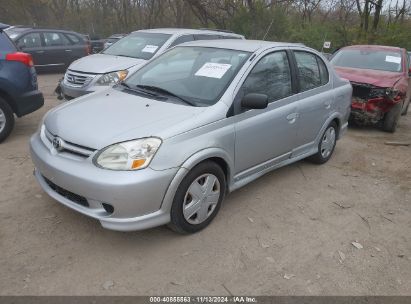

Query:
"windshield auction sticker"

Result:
[[195, 62, 232, 79], [385, 55, 401, 64], [142, 45, 159, 53]]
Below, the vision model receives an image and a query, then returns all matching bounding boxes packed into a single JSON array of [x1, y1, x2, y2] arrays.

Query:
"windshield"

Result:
[[102, 32, 171, 60], [124, 46, 251, 106], [331, 49, 403, 73]]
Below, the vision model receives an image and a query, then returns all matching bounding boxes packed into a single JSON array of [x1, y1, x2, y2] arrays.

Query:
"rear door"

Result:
[[64, 32, 87, 64], [15, 32, 46, 66], [41, 31, 73, 67], [290, 50, 333, 154]]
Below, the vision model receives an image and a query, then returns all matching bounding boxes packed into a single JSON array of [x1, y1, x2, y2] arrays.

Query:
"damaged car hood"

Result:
[[334, 66, 403, 88]]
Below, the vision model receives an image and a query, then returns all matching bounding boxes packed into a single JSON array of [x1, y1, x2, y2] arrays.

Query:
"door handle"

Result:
[[286, 113, 299, 124], [65, 49, 72, 52], [36, 50, 44, 54]]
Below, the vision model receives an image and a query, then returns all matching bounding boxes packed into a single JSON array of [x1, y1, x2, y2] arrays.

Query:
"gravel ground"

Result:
[[0, 73, 410, 295]]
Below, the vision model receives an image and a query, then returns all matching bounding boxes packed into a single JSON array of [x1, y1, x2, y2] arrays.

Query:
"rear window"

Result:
[[0, 32, 17, 52], [331, 48, 403, 73], [4, 27, 29, 40]]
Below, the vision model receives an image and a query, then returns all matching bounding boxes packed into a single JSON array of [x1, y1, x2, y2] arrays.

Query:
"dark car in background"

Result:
[[331, 45, 410, 132], [103, 33, 127, 49], [0, 24, 44, 142], [5, 26, 90, 71]]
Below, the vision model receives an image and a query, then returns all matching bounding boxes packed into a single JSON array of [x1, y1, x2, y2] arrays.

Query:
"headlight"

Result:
[[94, 138, 161, 171], [96, 70, 128, 86]]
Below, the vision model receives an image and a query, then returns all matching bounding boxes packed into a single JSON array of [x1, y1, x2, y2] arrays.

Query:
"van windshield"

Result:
[[124, 46, 251, 106], [102, 32, 171, 60]]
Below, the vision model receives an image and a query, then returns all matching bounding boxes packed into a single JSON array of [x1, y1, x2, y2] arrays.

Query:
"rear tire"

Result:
[[383, 102, 402, 133], [168, 161, 226, 234], [401, 99, 409, 116], [0, 97, 15, 143], [308, 121, 338, 164]]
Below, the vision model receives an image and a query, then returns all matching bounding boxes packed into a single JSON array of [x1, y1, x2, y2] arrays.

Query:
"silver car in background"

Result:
[[60, 28, 244, 100], [30, 40, 352, 233]]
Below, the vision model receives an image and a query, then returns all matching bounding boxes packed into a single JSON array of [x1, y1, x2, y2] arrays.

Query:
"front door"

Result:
[[234, 50, 299, 176]]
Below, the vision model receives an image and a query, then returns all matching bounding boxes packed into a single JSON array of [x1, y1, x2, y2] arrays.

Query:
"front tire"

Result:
[[383, 102, 402, 133], [401, 99, 410, 116], [0, 97, 15, 143], [169, 161, 226, 234], [308, 121, 337, 164]]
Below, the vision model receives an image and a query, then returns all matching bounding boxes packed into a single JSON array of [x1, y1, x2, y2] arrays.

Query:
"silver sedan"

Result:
[[30, 40, 352, 233]]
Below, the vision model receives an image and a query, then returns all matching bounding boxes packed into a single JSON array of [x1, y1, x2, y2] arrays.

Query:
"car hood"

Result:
[[68, 53, 146, 74], [333, 66, 403, 88], [44, 88, 207, 149]]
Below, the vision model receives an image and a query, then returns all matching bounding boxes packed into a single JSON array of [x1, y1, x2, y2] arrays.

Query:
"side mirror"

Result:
[[408, 66, 411, 77], [241, 93, 268, 110]]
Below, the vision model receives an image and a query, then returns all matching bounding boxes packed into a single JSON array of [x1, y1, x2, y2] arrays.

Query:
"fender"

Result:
[[159, 147, 234, 212], [315, 111, 345, 145]]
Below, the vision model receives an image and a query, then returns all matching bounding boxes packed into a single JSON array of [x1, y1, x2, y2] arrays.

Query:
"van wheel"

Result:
[[383, 102, 402, 133], [169, 161, 226, 234], [308, 122, 337, 164], [0, 97, 15, 143]]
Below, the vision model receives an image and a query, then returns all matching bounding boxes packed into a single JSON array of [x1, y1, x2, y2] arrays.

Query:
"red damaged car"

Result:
[[331, 45, 410, 132]]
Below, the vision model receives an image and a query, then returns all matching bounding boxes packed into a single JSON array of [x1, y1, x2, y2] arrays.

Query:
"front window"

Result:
[[242, 51, 292, 102], [331, 48, 403, 73], [102, 32, 171, 60], [124, 46, 251, 106]]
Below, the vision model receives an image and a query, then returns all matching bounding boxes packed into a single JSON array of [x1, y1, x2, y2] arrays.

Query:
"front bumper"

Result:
[[14, 90, 44, 117], [30, 132, 178, 231]]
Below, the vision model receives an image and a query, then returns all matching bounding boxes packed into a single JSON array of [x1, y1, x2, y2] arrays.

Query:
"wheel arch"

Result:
[[0, 88, 17, 114], [159, 148, 234, 213], [315, 113, 343, 146]]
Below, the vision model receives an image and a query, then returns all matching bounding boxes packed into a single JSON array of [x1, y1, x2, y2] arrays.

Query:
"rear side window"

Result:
[[219, 35, 241, 40], [65, 33, 81, 44], [17, 32, 42, 48], [0, 32, 16, 51], [169, 35, 194, 48], [242, 51, 293, 103], [294, 51, 326, 91], [43, 32, 71, 46], [317, 57, 329, 85], [194, 34, 219, 40]]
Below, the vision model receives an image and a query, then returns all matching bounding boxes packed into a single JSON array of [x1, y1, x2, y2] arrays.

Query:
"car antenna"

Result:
[[262, 18, 274, 41]]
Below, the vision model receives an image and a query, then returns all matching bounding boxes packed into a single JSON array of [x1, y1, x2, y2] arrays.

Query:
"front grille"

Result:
[[44, 176, 89, 207], [64, 70, 95, 87], [43, 127, 96, 158]]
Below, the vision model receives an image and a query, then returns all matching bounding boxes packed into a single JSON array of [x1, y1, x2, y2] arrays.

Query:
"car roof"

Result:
[[0, 23, 10, 30], [342, 44, 404, 52], [175, 39, 307, 53], [108, 34, 127, 38], [135, 28, 244, 38], [5, 26, 80, 35]]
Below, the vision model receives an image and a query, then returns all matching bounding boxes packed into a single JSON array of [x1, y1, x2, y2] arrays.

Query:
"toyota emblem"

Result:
[[52, 137, 62, 150]]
